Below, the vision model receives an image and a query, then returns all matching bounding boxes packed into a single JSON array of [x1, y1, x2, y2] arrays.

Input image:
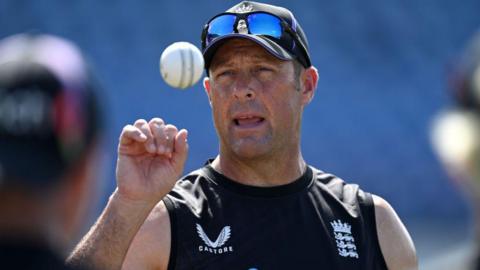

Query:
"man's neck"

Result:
[[211, 152, 307, 187], [0, 200, 47, 243], [0, 192, 66, 251]]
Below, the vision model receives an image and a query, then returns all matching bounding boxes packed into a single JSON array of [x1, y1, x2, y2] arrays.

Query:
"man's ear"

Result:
[[301, 66, 319, 105], [203, 77, 212, 106]]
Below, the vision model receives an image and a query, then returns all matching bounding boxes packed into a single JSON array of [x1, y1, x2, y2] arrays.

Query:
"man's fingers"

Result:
[[149, 120, 166, 155], [134, 119, 156, 154], [119, 125, 148, 145], [148, 117, 164, 127], [172, 129, 189, 167], [163, 125, 179, 158], [153, 124, 177, 158], [121, 118, 186, 160], [149, 119, 178, 158]]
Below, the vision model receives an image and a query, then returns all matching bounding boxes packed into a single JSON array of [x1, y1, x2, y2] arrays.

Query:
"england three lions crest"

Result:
[[330, 219, 359, 259]]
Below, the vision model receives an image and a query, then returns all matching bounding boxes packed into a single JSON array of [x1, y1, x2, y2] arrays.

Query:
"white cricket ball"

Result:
[[159, 42, 204, 89]]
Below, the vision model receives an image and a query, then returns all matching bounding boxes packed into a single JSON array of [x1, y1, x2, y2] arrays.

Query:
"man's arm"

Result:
[[121, 201, 171, 270], [373, 194, 418, 270], [66, 191, 160, 269], [66, 118, 188, 270]]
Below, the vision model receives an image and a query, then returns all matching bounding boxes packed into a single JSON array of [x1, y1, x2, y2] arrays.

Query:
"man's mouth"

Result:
[[233, 116, 265, 128]]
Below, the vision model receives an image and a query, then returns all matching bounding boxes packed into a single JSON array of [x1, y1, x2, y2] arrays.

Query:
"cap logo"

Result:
[[237, 19, 248, 34], [235, 3, 253, 13], [0, 87, 52, 136]]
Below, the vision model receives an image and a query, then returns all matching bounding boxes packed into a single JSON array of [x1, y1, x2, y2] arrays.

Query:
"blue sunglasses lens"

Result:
[[207, 14, 237, 44], [247, 13, 283, 39]]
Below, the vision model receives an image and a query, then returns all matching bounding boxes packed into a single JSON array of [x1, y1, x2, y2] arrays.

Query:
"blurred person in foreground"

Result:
[[431, 30, 480, 270], [0, 33, 103, 269], [68, 2, 417, 270]]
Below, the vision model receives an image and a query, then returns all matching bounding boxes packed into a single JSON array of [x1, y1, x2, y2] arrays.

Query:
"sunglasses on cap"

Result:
[[201, 11, 310, 68]]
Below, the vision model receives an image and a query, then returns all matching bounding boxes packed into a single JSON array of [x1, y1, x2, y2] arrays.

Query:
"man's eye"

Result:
[[216, 70, 234, 78], [256, 67, 274, 73]]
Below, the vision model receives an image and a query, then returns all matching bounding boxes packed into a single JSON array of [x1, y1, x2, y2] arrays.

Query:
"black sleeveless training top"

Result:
[[163, 162, 388, 270]]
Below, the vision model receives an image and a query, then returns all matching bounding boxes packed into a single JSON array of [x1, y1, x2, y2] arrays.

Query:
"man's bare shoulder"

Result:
[[373, 194, 418, 270], [122, 201, 171, 270]]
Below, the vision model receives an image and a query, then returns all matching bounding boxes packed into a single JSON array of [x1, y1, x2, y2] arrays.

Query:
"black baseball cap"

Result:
[[201, 1, 312, 72], [0, 34, 101, 188]]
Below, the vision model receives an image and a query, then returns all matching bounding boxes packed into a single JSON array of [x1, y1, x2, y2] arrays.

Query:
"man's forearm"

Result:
[[66, 190, 157, 270]]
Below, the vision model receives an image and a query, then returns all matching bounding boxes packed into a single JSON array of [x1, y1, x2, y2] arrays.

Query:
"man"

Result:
[[431, 30, 480, 270], [0, 33, 102, 269], [68, 2, 417, 269]]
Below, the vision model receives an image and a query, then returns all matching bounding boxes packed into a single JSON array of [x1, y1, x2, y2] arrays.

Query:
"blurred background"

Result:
[[2, 0, 480, 268]]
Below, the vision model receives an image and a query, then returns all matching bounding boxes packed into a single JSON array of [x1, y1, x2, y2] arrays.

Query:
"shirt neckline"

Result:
[[203, 160, 313, 198]]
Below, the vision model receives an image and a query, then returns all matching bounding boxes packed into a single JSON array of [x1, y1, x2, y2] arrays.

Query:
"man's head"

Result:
[[431, 30, 480, 200], [0, 33, 102, 249], [201, 2, 318, 161]]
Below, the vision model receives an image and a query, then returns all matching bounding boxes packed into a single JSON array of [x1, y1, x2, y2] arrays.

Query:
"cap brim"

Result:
[[203, 34, 293, 71]]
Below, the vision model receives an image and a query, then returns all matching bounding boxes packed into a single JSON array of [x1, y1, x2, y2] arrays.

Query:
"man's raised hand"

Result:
[[116, 118, 188, 205]]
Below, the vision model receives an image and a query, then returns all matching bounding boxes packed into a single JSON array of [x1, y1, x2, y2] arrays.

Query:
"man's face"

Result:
[[204, 38, 314, 160]]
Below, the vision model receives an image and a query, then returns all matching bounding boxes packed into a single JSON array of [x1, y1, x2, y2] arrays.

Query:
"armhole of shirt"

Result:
[[163, 196, 177, 270], [363, 192, 389, 269]]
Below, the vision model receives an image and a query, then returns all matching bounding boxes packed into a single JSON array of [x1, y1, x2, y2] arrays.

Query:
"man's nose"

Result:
[[233, 73, 256, 100]]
